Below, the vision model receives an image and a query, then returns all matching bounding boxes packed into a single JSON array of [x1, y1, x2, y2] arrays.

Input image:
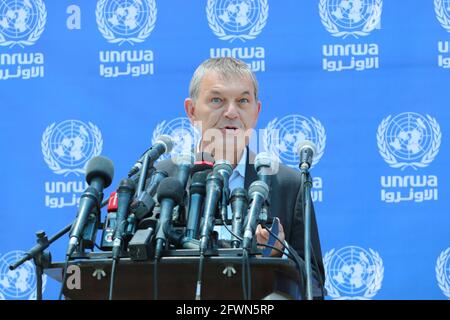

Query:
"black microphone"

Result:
[[174, 152, 195, 189], [67, 156, 114, 257], [192, 152, 215, 174], [185, 171, 208, 240], [128, 135, 174, 177], [154, 177, 184, 259], [254, 152, 278, 187], [199, 173, 223, 255], [297, 140, 316, 170], [297, 140, 316, 300], [130, 170, 168, 221], [242, 180, 270, 250], [213, 160, 233, 223], [112, 178, 136, 260], [230, 188, 248, 248]]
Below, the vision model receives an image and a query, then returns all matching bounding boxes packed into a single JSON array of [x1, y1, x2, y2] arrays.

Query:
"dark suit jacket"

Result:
[[155, 148, 326, 298]]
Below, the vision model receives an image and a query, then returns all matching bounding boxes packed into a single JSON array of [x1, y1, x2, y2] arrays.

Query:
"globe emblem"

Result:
[[327, 0, 376, 30], [0, 0, 37, 39], [0, 251, 46, 300], [442, 0, 450, 19], [385, 113, 434, 162], [0, 0, 46, 46], [326, 246, 381, 297], [266, 115, 325, 168], [436, 248, 450, 299], [102, 0, 151, 37], [153, 117, 199, 160], [214, 0, 261, 34], [49, 120, 98, 169]]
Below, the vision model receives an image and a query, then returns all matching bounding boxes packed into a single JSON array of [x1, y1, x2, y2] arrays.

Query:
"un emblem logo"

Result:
[[324, 246, 384, 300], [152, 117, 200, 160], [264, 115, 326, 169], [319, 0, 382, 38], [435, 0, 450, 32], [0, 250, 47, 300], [377, 112, 441, 170], [41, 120, 103, 176], [0, 0, 46, 48], [206, 0, 268, 42], [436, 248, 450, 299], [96, 0, 157, 45]]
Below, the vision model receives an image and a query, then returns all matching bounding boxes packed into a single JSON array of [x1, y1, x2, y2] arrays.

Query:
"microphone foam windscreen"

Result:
[[156, 177, 184, 204], [86, 156, 114, 187]]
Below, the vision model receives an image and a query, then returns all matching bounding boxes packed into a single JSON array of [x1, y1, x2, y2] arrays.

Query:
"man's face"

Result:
[[185, 70, 261, 156]]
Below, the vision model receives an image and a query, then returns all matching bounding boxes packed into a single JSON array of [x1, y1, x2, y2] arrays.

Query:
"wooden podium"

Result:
[[44, 250, 302, 300]]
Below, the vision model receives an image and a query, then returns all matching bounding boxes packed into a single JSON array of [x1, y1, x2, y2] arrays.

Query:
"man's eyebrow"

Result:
[[241, 91, 251, 96], [208, 90, 223, 95]]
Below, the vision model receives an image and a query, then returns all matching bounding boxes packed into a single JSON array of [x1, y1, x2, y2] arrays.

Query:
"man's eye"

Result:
[[239, 98, 250, 104], [211, 97, 222, 104]]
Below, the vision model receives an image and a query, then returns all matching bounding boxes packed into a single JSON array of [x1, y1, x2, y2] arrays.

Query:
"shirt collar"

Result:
[[233, 147, 247, 178]]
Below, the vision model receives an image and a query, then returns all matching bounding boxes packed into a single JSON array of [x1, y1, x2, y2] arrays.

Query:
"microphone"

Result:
[[130, 170, 168, 221], [185, 171, 208, 240], [191, 152, 215, 174], [242, 180, 270, 250], [112, 178, 136, 260], [199, 173, 223, 255], [154, 177, 184, 259], [254, 152, 278, 187], [297, 140, 316, 170], [67, 156, 114, 257], [230, 188, 248, 248], [213, 160, 233, 228], [174, 152, 195, 189], [128, 135, 174, 177], [297, 140, 316, 300]]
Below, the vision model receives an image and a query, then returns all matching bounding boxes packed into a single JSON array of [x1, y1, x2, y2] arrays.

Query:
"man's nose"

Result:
[[223, 101, 239, 119]]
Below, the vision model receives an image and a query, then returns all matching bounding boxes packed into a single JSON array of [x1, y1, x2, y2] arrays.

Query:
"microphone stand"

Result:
[[300, 165, 313, 300], [9, 223, 73, 300]]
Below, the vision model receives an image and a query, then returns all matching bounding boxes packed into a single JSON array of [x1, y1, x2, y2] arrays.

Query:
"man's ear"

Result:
[[184, 98, 196, 123]]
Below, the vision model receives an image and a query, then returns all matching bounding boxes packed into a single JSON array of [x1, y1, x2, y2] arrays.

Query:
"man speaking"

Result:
[[156, 57, 325, 299]]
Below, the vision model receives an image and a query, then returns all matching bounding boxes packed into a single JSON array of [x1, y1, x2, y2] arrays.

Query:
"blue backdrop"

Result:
[[1, 0, 449, 300]]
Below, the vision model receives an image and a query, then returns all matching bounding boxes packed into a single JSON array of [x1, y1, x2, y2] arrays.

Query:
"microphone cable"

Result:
[[262, 224, 308, 299], [58, 257, 70, 300], [153, 258, 158, 299], [108, 258, 118, 300], [242, 249, 249, 300], [195, 254, 205, 300]]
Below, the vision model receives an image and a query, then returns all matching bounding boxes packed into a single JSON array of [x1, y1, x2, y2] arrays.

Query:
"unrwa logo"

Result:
[[377, 112, 441, 170], [0, 250, 47, 300], [436, 248, 450, 299], [324, 246, 384, 300], [264, 115, 326, 169], [435, 0, 450, 32], [41, 120, 103, 176], [96, 0, 157, 45], [152, 117, 200, 160], [319, 0, 382, 38], [206, 0, 268, 42], [0, 0, 46, 47]]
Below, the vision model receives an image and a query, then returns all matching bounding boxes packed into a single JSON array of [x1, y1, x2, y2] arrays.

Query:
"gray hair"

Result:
[[189, 57, 259, 102]]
